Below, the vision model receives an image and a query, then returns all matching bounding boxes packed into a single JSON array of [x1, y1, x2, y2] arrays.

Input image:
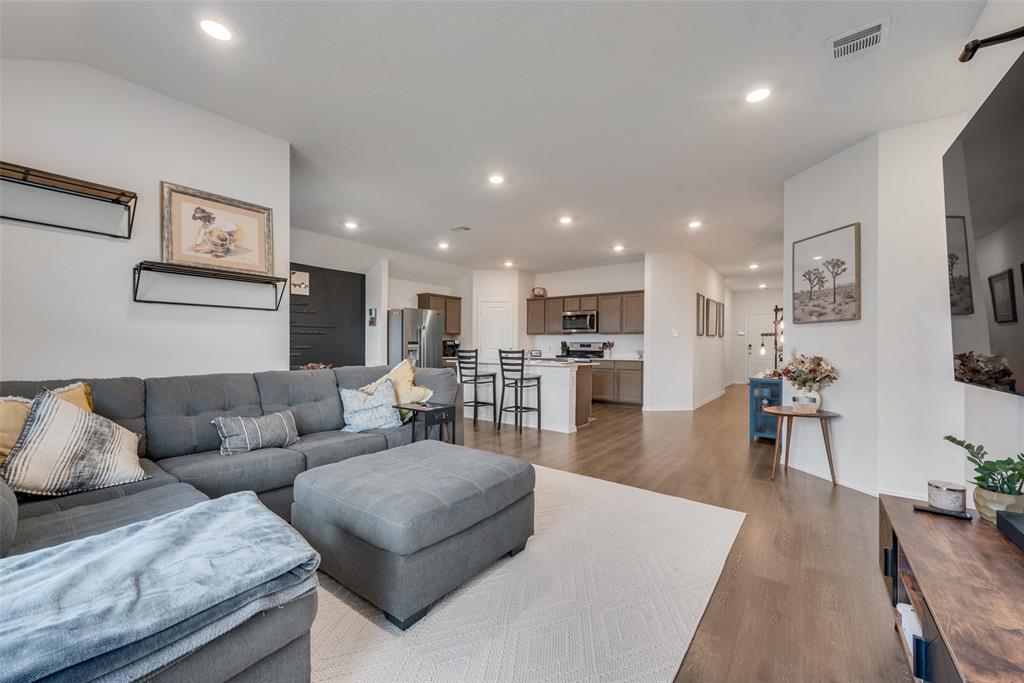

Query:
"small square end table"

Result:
[[394, 402, 456, 444]]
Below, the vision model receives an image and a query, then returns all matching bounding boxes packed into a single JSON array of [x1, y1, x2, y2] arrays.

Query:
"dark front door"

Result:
[[290, 262, 365, 368]]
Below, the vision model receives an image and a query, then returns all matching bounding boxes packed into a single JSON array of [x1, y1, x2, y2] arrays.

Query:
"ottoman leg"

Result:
[[385, 606, 430, 631], [507, 542, 527, 557]]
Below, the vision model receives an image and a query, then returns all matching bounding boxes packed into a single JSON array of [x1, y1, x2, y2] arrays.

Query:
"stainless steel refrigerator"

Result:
[[387, 308, 444, 368]]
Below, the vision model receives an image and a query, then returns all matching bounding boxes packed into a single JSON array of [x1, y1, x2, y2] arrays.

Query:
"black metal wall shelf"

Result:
[[1, 161, 137, 238], [133, 261, 287, 311]]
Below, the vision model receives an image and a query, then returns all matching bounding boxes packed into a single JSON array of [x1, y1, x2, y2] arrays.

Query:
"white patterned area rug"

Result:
[[310, 465, 745, 682]]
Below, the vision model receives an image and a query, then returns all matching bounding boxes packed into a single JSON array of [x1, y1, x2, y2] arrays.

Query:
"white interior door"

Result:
[[745, 313, 775, 380], [478, 300, 512, 361]]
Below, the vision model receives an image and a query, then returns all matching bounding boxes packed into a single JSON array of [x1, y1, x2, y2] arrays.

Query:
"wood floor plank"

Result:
[[463, 385, 910, 682]]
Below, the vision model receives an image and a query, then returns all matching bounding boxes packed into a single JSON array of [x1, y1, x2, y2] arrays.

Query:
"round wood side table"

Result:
[[762, 406, 841, 486]]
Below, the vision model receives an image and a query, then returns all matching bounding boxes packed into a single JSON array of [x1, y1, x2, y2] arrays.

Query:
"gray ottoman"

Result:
[[291, 440, 535, 629]]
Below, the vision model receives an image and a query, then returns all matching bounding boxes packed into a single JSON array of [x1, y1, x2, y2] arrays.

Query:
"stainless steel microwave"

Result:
[[562, 310, 598, 334]]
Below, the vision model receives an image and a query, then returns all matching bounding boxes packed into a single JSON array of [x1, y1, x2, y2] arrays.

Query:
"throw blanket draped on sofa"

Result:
[[0, 492, 320, 683]]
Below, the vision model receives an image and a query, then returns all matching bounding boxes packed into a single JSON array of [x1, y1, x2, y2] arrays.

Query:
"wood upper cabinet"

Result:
[[598, 295, 622, 334], [444, 297, 461, 336], [527, 299, 546, 335], [622, 292, 644, 333], [545, 298, 564, 334], [417, 293, 462, 335], [525, 290, 642, 335]]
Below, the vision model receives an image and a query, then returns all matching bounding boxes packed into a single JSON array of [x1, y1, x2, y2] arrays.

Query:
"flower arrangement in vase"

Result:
[[942, 436, 1024, 523], [780, 353, 839, 414]]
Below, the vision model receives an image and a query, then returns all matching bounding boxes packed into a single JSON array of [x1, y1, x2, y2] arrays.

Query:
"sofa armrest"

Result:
[[1, 476, 18, 558]]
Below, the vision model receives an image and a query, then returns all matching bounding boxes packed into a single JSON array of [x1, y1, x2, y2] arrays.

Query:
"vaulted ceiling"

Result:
[[0, 1, 983, 288]]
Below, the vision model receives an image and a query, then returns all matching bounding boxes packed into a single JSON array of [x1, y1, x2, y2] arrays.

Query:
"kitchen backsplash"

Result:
[[529, 334, 644, 359]]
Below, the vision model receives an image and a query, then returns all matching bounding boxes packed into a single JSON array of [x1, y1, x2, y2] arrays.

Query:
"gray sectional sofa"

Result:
[[0, 365, 461, 682]]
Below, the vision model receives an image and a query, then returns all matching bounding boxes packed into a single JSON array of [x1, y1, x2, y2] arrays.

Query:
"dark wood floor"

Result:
[[464, 384, 910, 682]]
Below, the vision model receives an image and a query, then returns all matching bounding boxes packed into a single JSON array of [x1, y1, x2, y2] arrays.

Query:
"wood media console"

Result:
[[878, 495, 1024, 682]]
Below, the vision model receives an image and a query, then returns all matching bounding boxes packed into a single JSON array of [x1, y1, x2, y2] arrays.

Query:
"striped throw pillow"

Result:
[[0, 390, 147, 497], [212, 411, 299, 456], [341, 379, 402, 433]]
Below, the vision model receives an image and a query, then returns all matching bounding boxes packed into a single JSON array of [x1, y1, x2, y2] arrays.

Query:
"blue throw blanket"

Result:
[[0, 491, 319, 683]]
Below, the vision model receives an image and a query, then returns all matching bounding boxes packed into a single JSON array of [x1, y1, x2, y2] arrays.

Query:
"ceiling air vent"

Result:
[[450, 225, 472, 233], [828, 17, 890, 64]]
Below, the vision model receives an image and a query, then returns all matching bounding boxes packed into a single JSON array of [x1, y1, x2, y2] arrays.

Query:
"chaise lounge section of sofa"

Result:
[[0, 365, 461, 682]]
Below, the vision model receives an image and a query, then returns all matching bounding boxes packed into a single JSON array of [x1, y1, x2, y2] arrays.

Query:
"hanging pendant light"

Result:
[[760, 340, 766, 355]]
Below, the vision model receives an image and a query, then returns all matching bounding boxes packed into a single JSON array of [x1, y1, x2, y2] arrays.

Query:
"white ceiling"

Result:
[[0, 1, 983, 290]]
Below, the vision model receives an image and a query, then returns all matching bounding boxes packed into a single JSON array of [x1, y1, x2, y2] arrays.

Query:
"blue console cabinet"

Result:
[[749, 377, 782, 442]]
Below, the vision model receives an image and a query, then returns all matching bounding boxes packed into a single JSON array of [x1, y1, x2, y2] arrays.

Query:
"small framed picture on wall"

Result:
[[696, 293, 705, 336]]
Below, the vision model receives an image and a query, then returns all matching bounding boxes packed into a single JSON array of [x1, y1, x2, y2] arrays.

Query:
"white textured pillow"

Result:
[[0, 390, 148, 496], [340, 380, 402, 433]]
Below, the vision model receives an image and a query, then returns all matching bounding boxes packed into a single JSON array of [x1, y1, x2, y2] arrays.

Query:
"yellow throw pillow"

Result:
[[360, 360, 433, 420], [0, 382, 93, 467]]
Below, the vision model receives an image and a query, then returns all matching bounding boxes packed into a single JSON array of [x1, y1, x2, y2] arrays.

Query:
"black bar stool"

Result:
[[498, 349, 541, 432], [456, 349, 496, 425]]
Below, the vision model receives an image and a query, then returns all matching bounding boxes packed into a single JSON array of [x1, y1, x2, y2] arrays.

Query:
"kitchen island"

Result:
[[444, 359, 592, 433]]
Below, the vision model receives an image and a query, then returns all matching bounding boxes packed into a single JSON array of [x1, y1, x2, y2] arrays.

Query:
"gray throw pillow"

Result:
[[212, 411, 299, 456], [341, 379, 403, 433]]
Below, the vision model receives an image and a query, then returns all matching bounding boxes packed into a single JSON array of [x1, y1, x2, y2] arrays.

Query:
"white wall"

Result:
[[0, 60, 290, 379], [532, 261, 644, 295], [783, 135, 880, 494], [782, 1, 1024, 496], [642, 252, 729, 411], [727, 288, 783, 384], [529, 260, 646, 359], [643, 253, 695, 410], [364, 259, 388, 365], [876, 115, 968, 497], [388, 279, 452, 310], [692, 256, 729, 407]]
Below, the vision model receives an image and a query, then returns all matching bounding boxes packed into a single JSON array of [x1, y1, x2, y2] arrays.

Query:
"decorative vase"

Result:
[[792, 387, 821, 414], [973, 488, 1024, 524]]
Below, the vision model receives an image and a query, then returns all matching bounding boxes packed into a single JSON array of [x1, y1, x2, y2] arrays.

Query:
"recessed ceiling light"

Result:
[[200, 19, 232, 41], [487, 174, 505, 185], [613, 244, 625, 252], [438, 241, 449, 250], [759, 283, 767, 289], [813, 255, 823, 260], [504, 260, 514, 268], [749, 263, 759, 269], [745, 87, 771, 103], [344, 221, 358, 230], [559, 215, 573, 225], [688, 220, 702, 229]]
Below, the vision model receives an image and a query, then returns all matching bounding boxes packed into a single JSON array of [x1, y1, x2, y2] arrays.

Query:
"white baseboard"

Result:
[[693, 390, 726, 409], [784, 461, 878, 497], [642, 405, 693, 412]]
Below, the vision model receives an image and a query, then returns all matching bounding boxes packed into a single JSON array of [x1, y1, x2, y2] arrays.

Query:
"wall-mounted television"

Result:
[[943, 51, 1023, 397]]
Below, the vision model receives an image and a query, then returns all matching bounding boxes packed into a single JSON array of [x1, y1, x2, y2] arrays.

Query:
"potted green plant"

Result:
[[943, 435, 1024, 523]]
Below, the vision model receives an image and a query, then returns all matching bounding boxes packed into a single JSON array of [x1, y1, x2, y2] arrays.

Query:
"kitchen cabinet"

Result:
[[444, 297, 461, 336], [527, 299, 546, 335], [615, 361, 644, 404], [588, 360, 644, 405], [525, 290, 644, 334], [598, 295, 622, 334], [622, 292, 644, 334], [417, 293, 462, 336], [545, 298, 564, 334], [591, 365, 616, 401]]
